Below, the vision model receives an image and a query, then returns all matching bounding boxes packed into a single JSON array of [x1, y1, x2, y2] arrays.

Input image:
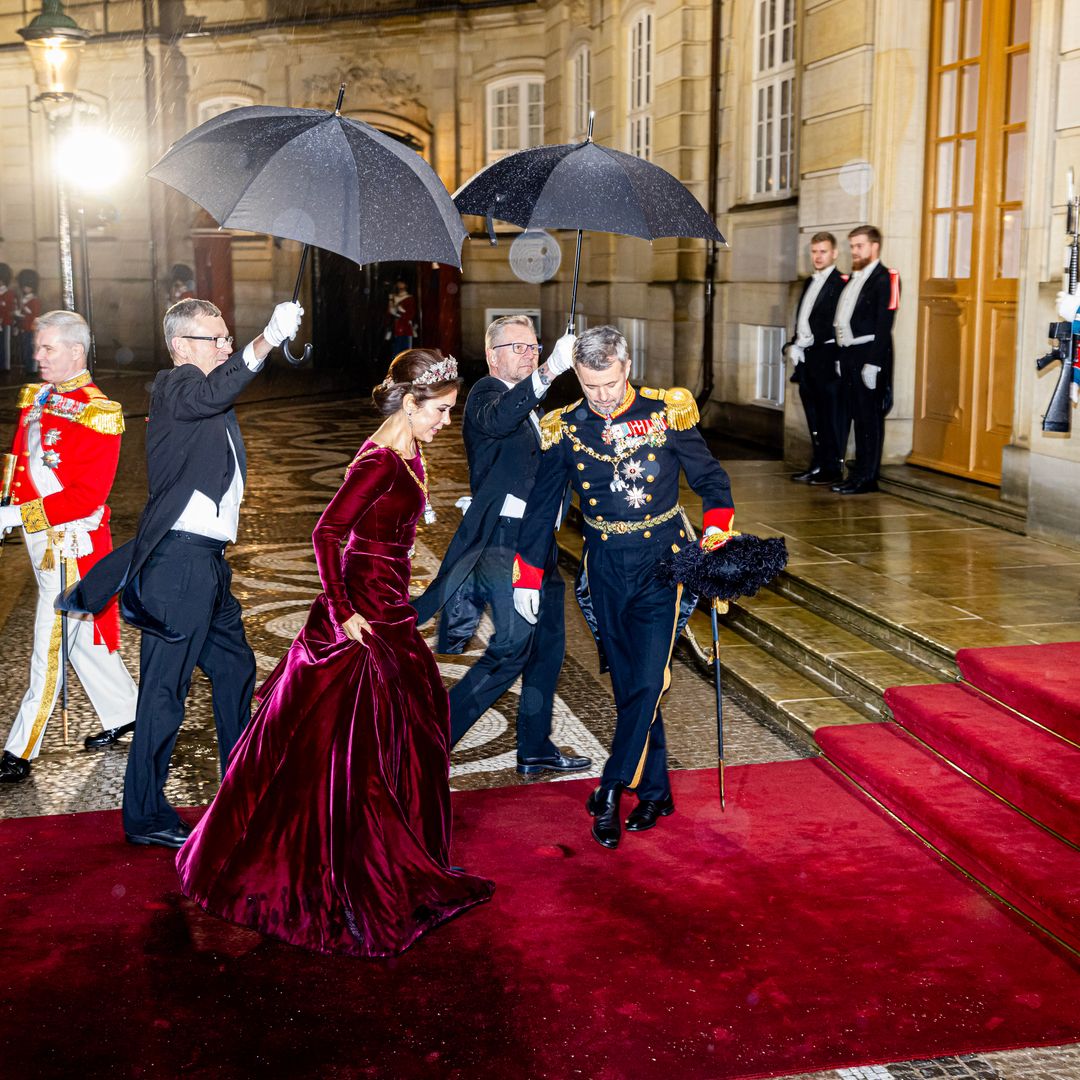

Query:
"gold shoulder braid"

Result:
[[540, 401, 578, 450], [17, 384, 43, 409], [76, 399, 125, 436], [639, 386, 700, 431]]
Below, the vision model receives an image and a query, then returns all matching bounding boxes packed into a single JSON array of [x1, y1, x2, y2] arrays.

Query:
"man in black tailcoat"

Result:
[[784, 231, 848, 486], [512, 326, 735, 850], [832, 225, 901, 495], [413, 314, 590, 776], [61, 297, 302, 848]]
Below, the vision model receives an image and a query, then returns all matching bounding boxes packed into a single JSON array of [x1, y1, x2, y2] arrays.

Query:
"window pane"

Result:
[[1011, 0, 1030, 45], [938, 70, 957, 137], [999, 209, 1021, 278], [1008, 50, 1028, 124], [1004, 130, 1025, 202], [941, 0, 959, 65], [960, 64, 979, 132], [962, 0, 982, 59], [936, 141, 955, 208], [933, 213, 952, 278], [957, 137, 976, 205], [954, 211, 973, 278]]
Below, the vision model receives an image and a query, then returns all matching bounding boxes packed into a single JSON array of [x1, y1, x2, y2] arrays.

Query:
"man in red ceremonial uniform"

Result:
[[0, 311, 137, 783]]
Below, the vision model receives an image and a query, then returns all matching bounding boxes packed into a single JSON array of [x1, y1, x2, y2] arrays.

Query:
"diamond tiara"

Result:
[[412, 355, 459, 386]]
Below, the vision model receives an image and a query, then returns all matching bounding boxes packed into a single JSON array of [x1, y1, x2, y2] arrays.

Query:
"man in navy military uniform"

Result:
[[512, 326, 735, 850], [832, 225, 901, 494], [413, 314, 590, 776]]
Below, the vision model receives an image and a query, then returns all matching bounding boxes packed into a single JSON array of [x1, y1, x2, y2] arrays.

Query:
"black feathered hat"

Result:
[[655, 534, 788, 601]]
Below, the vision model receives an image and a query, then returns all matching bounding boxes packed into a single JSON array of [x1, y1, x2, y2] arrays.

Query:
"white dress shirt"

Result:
[[795, 264, 837, 348], [834, 259, 880, 347]]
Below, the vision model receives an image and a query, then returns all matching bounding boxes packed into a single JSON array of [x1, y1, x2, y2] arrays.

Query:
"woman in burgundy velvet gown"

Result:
[[176, 349, 494, 957]]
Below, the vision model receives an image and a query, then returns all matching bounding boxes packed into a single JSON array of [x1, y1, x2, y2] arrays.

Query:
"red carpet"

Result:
[[956, 642, 1080, 744], [816, 722, 1080, 952], [885, 681, 1080, 846], [3, 762, 1080, 1079]]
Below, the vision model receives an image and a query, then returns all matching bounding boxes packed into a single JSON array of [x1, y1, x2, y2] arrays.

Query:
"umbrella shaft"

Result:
[[567, 229, 584, 334], [291, 245, 310, 304]]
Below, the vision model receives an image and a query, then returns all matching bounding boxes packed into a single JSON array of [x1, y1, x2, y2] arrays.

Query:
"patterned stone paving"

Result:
[[1, 390, 1078, 1080]]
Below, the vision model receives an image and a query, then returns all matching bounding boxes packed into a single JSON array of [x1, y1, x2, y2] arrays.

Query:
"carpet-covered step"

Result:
[[957, 643, 1080, 745], [726, 591, 944, 720], [816, 722, 1080, 952], [885, 682, 1080, 848], [682, 608, 867, 744]]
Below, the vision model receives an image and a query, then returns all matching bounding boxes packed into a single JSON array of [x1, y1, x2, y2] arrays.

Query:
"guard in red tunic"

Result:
[[17, 269, 42, 375], [0, 264, 18, 373], [0, 311, 137, 784]]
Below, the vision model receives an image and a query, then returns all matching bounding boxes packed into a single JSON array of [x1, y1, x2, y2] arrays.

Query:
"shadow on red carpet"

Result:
[[2, 759, 1079, 1079]]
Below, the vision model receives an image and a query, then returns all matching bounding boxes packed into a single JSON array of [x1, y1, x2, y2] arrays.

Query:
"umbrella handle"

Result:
[[284, 245, 313, 366]]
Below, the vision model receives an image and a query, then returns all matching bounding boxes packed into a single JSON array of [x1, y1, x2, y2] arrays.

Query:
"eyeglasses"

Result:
[[492, 342, 543, 356], [182, 335, 234, 349]]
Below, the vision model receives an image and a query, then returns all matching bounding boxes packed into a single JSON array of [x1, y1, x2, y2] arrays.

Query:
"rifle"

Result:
[[1036, 168, 1079, 433]]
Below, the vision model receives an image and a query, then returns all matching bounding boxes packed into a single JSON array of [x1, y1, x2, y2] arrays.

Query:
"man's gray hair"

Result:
[[485, 313, 535, 352], [36, 310, 90, 359], [573, 325, 629, 370], [163, 298, 221, 359]]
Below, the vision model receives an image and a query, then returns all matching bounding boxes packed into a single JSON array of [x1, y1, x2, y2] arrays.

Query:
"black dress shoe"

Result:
[[0, 750, 30, 784], [625, 795, 676, 832], [808, 470, 843, 486], [125, 821, 192, 849], [586, 786, 622, 849], [830, 479, 851, 492], [838, 479, 879, 495], [83, 721, 137, 750], [516, 750, 592, 776], [790, 467, 821, 483]]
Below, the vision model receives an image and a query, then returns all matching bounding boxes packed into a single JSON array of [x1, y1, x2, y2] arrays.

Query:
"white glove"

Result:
[[1056, 290, 1080, 323], [262, 301, 304, 348], [861, 364, 880, 390], [513, 588, 540, 625], [547, 333, 576, 376], [455, 495, 473, 516], [784, 344, 805, 365], [0, 504, 22, 533]]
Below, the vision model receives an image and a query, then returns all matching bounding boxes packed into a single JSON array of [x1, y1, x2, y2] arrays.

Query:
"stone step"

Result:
[[679, 608, 867, 746], [878, 464, 1027, 535], [724, 589, 947, 719]]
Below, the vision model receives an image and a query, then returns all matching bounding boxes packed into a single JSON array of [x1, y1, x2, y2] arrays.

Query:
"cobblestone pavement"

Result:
[[1, 390, 1077, 1080]]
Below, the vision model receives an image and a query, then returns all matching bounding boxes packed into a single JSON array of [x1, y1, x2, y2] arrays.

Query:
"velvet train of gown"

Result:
[[176, 442, 494, 957]]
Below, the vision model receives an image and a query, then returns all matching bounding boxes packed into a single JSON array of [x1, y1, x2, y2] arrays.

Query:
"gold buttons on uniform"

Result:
[[582, 481, 590, 489], [577, 462, 585, 471], [679, 529, 685, 538], [569, 425, 577, 432], [601, 533, 608, 541], [646, 494, 653, 502], [16, 466, 24, 472], [645, 514, 652, 520], [646, 476, 654, 483], [588, 498, 597, 506], [596, 515, 603, 521], [643, 530, 651, 538], [647, 453, 656, 461]]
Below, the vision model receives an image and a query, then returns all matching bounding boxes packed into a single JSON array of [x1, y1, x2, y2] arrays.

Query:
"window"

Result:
[[617, 317, 647, 381], [570, 46, 592, 140], [752, 0, 796, 195], [754, 325, 786, 407], [627, 10, 653, 160], [197, 95, 254, 126], [486, 78, 544, 163]]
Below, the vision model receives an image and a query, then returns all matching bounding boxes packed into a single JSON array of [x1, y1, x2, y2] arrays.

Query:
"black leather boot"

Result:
[[586, 786, 623, 850]]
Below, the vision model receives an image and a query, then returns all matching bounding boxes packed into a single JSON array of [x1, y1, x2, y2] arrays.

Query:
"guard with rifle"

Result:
[[1036, 169, 1080, 434], [0, 311, 137, 784]]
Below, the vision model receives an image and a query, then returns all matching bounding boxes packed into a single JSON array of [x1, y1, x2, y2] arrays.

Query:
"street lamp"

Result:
[[19, 0, 90, 313]]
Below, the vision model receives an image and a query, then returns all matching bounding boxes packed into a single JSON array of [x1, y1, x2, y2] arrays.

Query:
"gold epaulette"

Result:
[[76, 398, 125, 436], [17, 384, 44, 409], [639, 385, 700, 431], [540, 400, 579, 450]]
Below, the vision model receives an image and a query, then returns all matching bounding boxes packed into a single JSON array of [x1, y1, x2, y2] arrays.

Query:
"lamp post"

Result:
[[19, 1, 90, 314]]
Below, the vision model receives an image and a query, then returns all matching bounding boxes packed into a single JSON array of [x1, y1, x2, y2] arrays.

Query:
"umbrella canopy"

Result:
[[454, 140, 725, 245], [149, 104, 466, 268]]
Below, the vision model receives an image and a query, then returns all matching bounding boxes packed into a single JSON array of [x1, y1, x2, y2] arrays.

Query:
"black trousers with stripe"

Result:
[[586, 539, 680, 801]]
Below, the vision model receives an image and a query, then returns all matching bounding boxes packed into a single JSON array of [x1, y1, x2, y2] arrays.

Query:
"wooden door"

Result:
[[911, 0, 1030, 483]]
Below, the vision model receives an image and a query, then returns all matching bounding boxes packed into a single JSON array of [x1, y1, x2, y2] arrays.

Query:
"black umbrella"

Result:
[[454, 114, 726, 330], [148, 85, 466, 363]]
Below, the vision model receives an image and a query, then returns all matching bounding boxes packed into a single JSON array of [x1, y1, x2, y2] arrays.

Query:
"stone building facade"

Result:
[[0, 0, 1076, 544]]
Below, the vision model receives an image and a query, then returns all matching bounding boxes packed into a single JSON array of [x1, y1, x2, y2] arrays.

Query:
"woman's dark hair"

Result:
[[371, 348, 464, 416]]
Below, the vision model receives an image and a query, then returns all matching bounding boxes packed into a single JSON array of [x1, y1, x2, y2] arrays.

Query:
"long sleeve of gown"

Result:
[[312, 450, 393, 627]]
